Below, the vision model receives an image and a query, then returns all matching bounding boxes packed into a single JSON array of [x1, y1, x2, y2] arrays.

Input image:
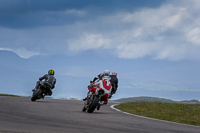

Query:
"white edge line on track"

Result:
[[110, 104, 200, 128]]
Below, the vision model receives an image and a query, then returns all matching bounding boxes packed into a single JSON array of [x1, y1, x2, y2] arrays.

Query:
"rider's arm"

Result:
[[93, 77, 98, 82], [39, 74, 47, 81], [93, 74, 102, 82], [52, 78, 56, 89]]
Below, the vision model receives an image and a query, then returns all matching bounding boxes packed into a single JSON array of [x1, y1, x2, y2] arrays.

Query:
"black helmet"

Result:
[[112, 72, 117, 77], [48, 69, 55, 75]]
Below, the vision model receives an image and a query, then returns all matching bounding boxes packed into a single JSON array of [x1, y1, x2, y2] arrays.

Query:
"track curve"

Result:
[[0, 96, 199, 133]]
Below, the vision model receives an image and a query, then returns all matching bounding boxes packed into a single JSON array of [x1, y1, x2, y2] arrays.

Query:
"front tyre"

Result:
[[31, 89, 42, 101], [87, 96, 99, 113]]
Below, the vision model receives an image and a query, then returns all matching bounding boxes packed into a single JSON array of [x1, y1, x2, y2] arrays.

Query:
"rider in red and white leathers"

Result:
[[90, 75, 112, 105], [83, 70, 112, 110]]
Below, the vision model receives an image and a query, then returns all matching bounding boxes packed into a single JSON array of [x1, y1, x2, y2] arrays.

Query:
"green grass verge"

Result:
[[115, 102, 200, 126], [0, 94, 20, 97]]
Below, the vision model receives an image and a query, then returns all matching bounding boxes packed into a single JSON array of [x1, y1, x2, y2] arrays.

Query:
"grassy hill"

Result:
[[114, 96, 200, 126], [113, 96, 175, 103], [112, 96, 200, 104], [115, 102, 200, 126], [0, 94, 20, 97]]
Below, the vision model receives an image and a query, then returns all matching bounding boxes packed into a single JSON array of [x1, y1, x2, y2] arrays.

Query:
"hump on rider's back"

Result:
[[102, 75, 111, 80]]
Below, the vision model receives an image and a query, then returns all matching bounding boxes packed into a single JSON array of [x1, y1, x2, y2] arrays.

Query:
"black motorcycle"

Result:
[[31, 81, 52, 101]]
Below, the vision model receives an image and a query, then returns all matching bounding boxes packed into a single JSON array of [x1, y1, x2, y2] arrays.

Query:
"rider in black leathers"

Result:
[[32, 69, 56, 96], [110, 72, 118, 98]]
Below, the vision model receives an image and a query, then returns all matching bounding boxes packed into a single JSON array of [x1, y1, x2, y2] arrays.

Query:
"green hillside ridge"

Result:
[[113, 96, 200, 104], [0, 94, 20, 97]]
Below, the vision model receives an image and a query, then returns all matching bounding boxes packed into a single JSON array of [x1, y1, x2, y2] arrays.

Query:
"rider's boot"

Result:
[[108, 94, 112, 99], [41, 93, 45, 99], [97, 103, 101, 110], [97, 101, 104, 110]]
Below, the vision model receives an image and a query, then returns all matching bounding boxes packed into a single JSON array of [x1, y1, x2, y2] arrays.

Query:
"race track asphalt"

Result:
[[0, 96, 200, 133]]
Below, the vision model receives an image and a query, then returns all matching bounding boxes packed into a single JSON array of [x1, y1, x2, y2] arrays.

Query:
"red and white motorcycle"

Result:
[[82, 77, 112, 113]]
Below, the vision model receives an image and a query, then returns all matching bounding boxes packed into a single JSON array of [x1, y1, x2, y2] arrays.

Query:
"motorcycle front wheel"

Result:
[[87, 96, 99, 113], [31, 89, 42, 101]]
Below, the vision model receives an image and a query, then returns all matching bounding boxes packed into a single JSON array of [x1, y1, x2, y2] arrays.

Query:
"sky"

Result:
[[1, 0, 200, 60], [1, 0, 200, 101]]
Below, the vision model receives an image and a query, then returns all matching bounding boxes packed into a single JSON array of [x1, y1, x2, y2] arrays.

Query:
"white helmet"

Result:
[[103, 69, 110, 75]]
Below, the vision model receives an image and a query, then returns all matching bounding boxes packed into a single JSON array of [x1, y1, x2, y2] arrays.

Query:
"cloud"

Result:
[[67, 0, 200, 61], [1, 0, 200, 61], [187, 27, 200, 45], [65, 9, 86, 16], [68, 33, 112, 52], [13, 48, 41, 58], [116, 43, 158, 59], [0, 47, 41, 58]]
